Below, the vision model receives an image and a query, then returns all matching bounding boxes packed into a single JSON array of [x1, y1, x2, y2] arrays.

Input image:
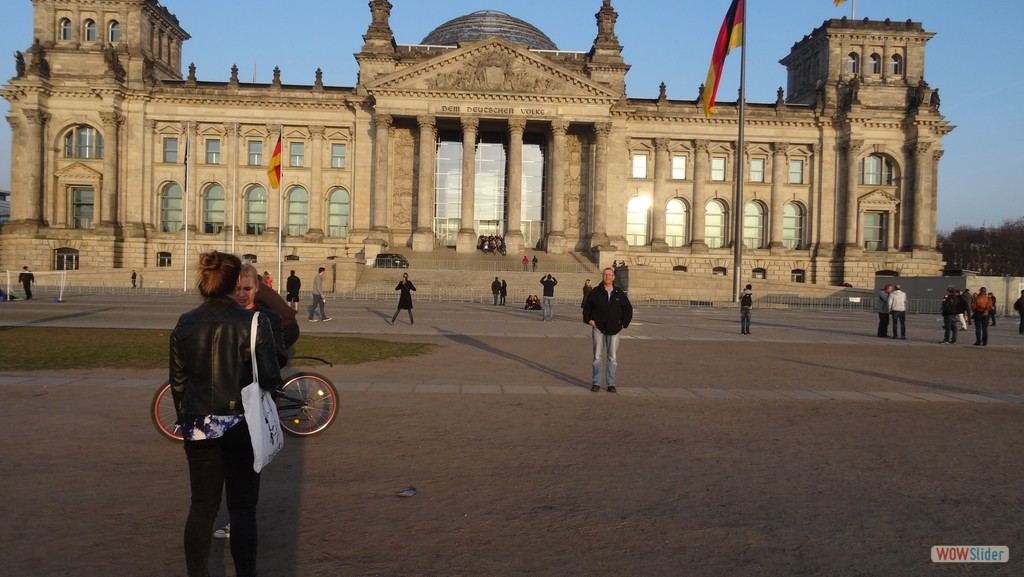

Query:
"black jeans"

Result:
[[184, 421, 260, 577], [876, 312, 890, 337], [972, 311, 989, 344]]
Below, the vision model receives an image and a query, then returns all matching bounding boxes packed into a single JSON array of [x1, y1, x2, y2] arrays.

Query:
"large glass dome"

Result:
[[421, 10, 558, 51]]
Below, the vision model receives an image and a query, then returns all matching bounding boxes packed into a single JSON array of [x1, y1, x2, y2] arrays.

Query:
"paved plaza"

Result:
[[1, 294, 1022, 576]]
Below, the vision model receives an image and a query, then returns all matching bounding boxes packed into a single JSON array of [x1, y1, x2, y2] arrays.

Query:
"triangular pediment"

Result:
[[859, 189, 900, 207], [55, 162, 102, 182], [366, 38, 617, 100]]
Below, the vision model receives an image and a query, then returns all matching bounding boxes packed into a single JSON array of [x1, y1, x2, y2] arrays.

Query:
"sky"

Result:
[[1, 0, 1021, 233]]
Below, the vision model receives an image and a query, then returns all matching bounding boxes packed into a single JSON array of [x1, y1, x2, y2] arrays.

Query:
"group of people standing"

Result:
[[937, 285, 997, 345], [477, 234, 506, 255]]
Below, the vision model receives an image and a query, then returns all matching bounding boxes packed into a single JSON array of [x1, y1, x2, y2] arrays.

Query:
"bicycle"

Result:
[[151, 356, 339, 441]]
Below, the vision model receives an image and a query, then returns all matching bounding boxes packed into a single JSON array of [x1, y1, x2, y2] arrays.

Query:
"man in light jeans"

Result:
[[307, 267, 331, 322], [582, 268, 633, 393], [540, 274, 558, 321], [888, 284, 907, 340]]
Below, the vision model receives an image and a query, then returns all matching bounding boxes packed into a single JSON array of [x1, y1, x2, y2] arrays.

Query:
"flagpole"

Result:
[[732, 0, 747, 303], [182, 122, 190, 292], [276, 130, 284, 294]]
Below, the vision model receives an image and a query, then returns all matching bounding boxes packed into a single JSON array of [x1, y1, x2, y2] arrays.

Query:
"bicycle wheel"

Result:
[[151, 382, 184, 441], [276, 372, 338, 436]]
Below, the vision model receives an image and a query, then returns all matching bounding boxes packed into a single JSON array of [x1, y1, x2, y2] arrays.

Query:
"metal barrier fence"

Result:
[[394, 257, 598, 274]]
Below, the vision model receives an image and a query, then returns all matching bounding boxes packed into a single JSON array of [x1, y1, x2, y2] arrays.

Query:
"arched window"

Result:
[[846, 52, 859, 74], [327, 188, 350, 237], [791, 269, 806, 283], [54, 247, 79, 271], [160, 183, 182, 233], [245, 187, 267, 235], [84, 19, 97, 42], [108, 21, 121, 43], [752, 267, 767, 279], [889, 54, 903, 76], [782, 202, 805, 250], [242, 253, 258, 264], [60, 18, 73, 41], [63, 125, 104, 159], [625, 196, 651, 246], [203, 184, 225, 234], [712, 266, 728, 276], [859, 154, 894, 186], [286, 187, 309, 236], [868, 53, 881, 75], [157, 251, 172, 267], [705, 200, 726, 249], [742, 202, 766, 249], [665, 199, 688, 247]]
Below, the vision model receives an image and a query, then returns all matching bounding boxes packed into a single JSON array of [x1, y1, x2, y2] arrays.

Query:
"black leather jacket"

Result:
[[169, 297, 282, 417], [582, 284, 633, 336]]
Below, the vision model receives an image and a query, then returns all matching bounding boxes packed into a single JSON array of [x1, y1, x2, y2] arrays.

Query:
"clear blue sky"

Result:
[[2, 0, 1021, 232]]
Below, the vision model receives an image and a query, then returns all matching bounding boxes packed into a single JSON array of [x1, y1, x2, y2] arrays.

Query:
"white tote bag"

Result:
[[241, 311, 284, 473]]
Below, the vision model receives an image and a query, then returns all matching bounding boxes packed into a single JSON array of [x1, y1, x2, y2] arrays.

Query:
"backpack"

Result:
[[740, 293, 752, 307], [1014, 297, 1022, 312]]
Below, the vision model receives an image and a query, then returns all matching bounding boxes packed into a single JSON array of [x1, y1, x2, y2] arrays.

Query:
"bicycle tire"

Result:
[[152, 382, 184, 441], [276, 372, 338, 436]]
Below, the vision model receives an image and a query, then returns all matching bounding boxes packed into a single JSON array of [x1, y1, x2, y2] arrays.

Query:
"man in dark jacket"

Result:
[[582, 267, 633, 393]]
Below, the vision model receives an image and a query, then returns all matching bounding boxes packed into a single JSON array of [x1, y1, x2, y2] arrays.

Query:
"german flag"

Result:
[[267, 134, 282, 189], [702, 0, 744, 117]]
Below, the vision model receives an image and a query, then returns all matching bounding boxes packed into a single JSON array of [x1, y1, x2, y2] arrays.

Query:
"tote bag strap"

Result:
[[250, 311, 260, 386]]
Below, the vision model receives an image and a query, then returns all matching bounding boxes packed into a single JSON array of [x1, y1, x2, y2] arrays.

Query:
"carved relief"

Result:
[[425, 51, 565, 94], [565, 134, 584, 235]]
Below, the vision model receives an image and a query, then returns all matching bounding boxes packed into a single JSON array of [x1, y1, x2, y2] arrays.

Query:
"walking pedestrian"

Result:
[[1014, 289, 1024, 335], [532, 255, 538, 272], [540, 273, 558, 321], [582, 267, 633, 393], [306, 267, 331, 322], [390, 272, 416, 325], [285, 270, 301, 312], [18, 265, 34, 300], [131, 269, 137, 288], [939, 286, 960, 344]]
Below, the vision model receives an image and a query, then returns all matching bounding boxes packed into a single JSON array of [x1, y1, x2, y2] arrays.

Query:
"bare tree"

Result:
[[937, 217, 1024, 276]]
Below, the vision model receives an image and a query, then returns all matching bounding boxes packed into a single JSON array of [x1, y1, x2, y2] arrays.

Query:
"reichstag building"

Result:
[[2, 0, 953, 291]]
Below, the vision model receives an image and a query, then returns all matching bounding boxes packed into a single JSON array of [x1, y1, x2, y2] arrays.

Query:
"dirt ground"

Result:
[[2, 331, 1023, 577]]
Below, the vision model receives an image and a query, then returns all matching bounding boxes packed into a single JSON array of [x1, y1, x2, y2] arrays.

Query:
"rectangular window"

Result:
[[72, 187, 94, 229], [631, 154, 648, 179], [163, 138, 178, 164], [247, 141, 262, 166], [711, 156, 727, 181], [289, 142, 304, 168], [331, 143, 347, 169], [205, 139, 220, 165], [671, 155, 687, 180], [749, 158, 765, 183], [789, 159, 805, 184], [157, 251, 172, 267], [863, 211, 887, 251]]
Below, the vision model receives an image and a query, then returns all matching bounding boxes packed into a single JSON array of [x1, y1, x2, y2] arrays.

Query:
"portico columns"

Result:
[[98, 111, 121, 232], [505, 118, 526, 255], [589, 122, 611, 249], [456, 116, 479, 253], [8, 109, 46, 230], [412, 115, 436, 252], [546, 119, 568, 254], [306, 125, 325, 239], [371, 114, 392, 235]]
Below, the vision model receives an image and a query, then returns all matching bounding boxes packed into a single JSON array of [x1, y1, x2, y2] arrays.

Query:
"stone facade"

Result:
[[1, 0, 953, 291]]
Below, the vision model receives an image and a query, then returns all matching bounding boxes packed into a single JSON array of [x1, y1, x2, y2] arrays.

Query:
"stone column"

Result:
[[505, 117, 526, 254], [690, 139, 710, 252], [651, 137, 670, 251], [8, 109, 46, 229], [307, 125, 325, 239], [910, 140, 933, 250], [372, 114, 392, 234], [224, 123, 239, 235], [842, 139, 864, 251], [928, 149, 944, 249], [456, 116, 478, 253], [413, 115, 437, 252], [546, 119, 569, 254], [99, 111, 122, 231], [768, 142, 788, 251], [589, 122, 611, 249], [142, 119, 157, 232]]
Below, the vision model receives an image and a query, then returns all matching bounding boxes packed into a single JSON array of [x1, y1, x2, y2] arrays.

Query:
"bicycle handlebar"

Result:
[[288, 355, 334, 368]]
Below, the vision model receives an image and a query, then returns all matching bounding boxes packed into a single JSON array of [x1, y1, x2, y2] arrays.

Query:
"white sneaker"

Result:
[[213, 524, 230, 539], [322, 317, 333, 322]]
